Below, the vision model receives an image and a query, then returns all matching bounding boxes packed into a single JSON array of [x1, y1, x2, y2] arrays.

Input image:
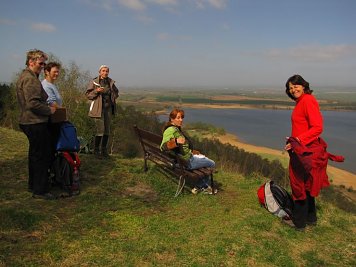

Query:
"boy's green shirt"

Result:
[[160, 126, 192, 160]]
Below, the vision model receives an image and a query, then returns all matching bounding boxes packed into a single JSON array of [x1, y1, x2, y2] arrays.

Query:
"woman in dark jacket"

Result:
[[86, 65, 119, 158]]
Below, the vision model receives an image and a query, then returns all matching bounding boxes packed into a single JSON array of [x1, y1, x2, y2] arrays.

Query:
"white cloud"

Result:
[[207, 0, 227, 9], [146, 0, 178, 5], [264, 44, 356, 62], [136, 14, 155, 24], [157, 32, 192, 42], [157, 32, 170, 40], [118, 0, 146, 11], [193, 0, 227, 9], [0, 18, 16, 25], [31, 23, 56, 33], [83, 0, 226, 16]]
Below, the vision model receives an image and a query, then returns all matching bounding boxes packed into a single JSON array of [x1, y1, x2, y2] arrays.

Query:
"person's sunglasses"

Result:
[[38, 62, 46, 66]]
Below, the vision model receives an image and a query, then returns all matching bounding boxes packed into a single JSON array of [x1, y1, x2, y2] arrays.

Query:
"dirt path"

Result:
[[217, 133, 356, 189]]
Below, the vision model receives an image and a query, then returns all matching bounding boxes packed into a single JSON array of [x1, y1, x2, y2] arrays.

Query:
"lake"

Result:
[[161, 108, 356, 174]]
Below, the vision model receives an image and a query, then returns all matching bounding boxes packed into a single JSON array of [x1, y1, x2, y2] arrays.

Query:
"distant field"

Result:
[[120, 87, 356, 111]]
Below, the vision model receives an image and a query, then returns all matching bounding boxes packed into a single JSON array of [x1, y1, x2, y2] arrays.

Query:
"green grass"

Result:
[[0, 127, 355, 266]]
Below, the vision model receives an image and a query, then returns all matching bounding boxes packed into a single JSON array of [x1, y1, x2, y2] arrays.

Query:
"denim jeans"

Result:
[[188, 155, 215, 188]]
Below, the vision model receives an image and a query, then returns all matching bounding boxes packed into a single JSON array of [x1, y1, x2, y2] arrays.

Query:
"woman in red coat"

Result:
[[283, 74, 344, 230]]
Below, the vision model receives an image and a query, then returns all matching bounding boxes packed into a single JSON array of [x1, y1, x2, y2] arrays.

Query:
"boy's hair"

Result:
[[25, 49, 48, 66], [44, 62, 61, 75]]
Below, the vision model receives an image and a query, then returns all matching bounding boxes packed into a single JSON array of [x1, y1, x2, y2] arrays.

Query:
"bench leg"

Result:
[[210, 173, 216, 195], [144, 153, 149, 172], [174, 175, 185, 197]]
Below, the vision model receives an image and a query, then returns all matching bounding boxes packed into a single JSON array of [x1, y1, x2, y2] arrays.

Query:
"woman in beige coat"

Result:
[[85, 65, 119, 158]]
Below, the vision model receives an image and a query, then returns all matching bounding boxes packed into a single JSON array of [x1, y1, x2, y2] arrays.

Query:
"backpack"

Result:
[[56, 122, 80, 152], [53, 151, 81, 196], [257, 181, 294, 219]]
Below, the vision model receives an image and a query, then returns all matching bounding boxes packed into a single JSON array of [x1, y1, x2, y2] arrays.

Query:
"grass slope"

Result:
[[0, 127, 355, 266]]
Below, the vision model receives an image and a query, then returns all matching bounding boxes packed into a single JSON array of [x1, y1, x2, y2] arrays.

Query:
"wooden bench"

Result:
[[134, 125, 215, 197]]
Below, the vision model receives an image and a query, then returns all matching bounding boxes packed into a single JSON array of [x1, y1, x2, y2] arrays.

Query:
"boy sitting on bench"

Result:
[[160, 108, 217, 195]]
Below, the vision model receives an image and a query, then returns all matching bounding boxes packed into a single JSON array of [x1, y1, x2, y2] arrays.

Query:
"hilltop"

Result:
[[0, 127, 355, 266]]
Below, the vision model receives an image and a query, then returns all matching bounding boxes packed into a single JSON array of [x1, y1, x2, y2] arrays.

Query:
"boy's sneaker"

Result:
[[202, 186, 218, 195], [191, 187, 200, 194]]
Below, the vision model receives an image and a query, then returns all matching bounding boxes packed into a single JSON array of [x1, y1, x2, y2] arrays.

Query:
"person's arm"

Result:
[[112, 82, 119, 99], [297, 96, 323, 145], [160, 127, 182, 151], [85, 80, 102, 100], [42, 81, 57, 105], [23, 77, 51, 116]]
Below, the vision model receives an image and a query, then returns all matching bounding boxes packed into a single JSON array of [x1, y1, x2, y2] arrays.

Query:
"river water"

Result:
[[161, 108, 356, 174]]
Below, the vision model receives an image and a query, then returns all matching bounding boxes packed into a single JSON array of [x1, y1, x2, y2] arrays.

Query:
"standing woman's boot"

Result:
[[94, 135, 102, 159], [101, 135, 110, 158]]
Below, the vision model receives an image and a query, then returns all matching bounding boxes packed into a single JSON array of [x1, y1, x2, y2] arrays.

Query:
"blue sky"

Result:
[[1, 0, 355, 88]]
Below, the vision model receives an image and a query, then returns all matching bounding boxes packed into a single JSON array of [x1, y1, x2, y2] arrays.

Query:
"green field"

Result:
[[120, 87, 356, 111]]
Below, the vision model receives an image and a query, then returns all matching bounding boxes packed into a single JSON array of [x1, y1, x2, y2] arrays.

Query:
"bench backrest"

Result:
[[134, 125, 174, 161], [134, 126, 162, 145]]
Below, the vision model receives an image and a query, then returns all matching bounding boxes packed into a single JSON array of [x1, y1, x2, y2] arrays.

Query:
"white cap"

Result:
[[99, 65, 109, 71]]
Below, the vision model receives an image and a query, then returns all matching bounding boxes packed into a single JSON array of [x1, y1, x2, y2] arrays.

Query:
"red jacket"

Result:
[[288, 137, 344, 200], [288, 94, 344, 200], [291, 94, 323, 145]]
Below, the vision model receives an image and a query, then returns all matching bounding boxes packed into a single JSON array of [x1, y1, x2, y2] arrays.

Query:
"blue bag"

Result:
[[56, 122, 80, 152]]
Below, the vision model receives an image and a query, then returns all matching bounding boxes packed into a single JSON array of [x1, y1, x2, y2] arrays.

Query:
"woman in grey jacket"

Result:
[[85, 65, 119, 158], [16, 49, 57, 200]]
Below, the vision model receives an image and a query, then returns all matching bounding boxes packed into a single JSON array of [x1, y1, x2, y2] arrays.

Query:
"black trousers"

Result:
[[20, 123, 52, 194], [48, 122, 61, 159], [292, 191, 317, 228]]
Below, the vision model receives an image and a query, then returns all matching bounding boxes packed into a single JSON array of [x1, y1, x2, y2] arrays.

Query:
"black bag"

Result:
[[53, 151, 81, 196]]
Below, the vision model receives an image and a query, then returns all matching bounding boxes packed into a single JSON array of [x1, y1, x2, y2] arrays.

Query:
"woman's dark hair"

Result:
[[44, 62, 61, 75], [285, 74, 313, 100]]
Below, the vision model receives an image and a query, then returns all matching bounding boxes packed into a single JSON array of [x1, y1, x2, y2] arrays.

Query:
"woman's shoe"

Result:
[[306, 220, 317, 226], [282, 218, 305, 231]]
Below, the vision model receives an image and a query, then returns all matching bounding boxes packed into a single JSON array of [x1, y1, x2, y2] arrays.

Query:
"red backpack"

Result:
[[53, 151, 81, 196], [257, 181, 294, 219]]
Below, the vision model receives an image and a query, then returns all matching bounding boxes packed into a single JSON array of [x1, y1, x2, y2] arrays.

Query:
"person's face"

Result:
[[46, 67, 60, 82], [171, 112, 184, 127], [99, 67, 109, 79], [29, 57, 46, 75], [288, 82, 305, 99]]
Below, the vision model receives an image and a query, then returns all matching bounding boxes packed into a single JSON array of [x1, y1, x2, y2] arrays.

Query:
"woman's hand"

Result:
[[176, 137, 185, 144], [50, 106, 56, 114], [96, 87, 104, 93], [285, 136, 291, 151]]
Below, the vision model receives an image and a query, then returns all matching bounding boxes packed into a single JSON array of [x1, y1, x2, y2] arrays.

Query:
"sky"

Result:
[[0, 0, 356, 88]]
